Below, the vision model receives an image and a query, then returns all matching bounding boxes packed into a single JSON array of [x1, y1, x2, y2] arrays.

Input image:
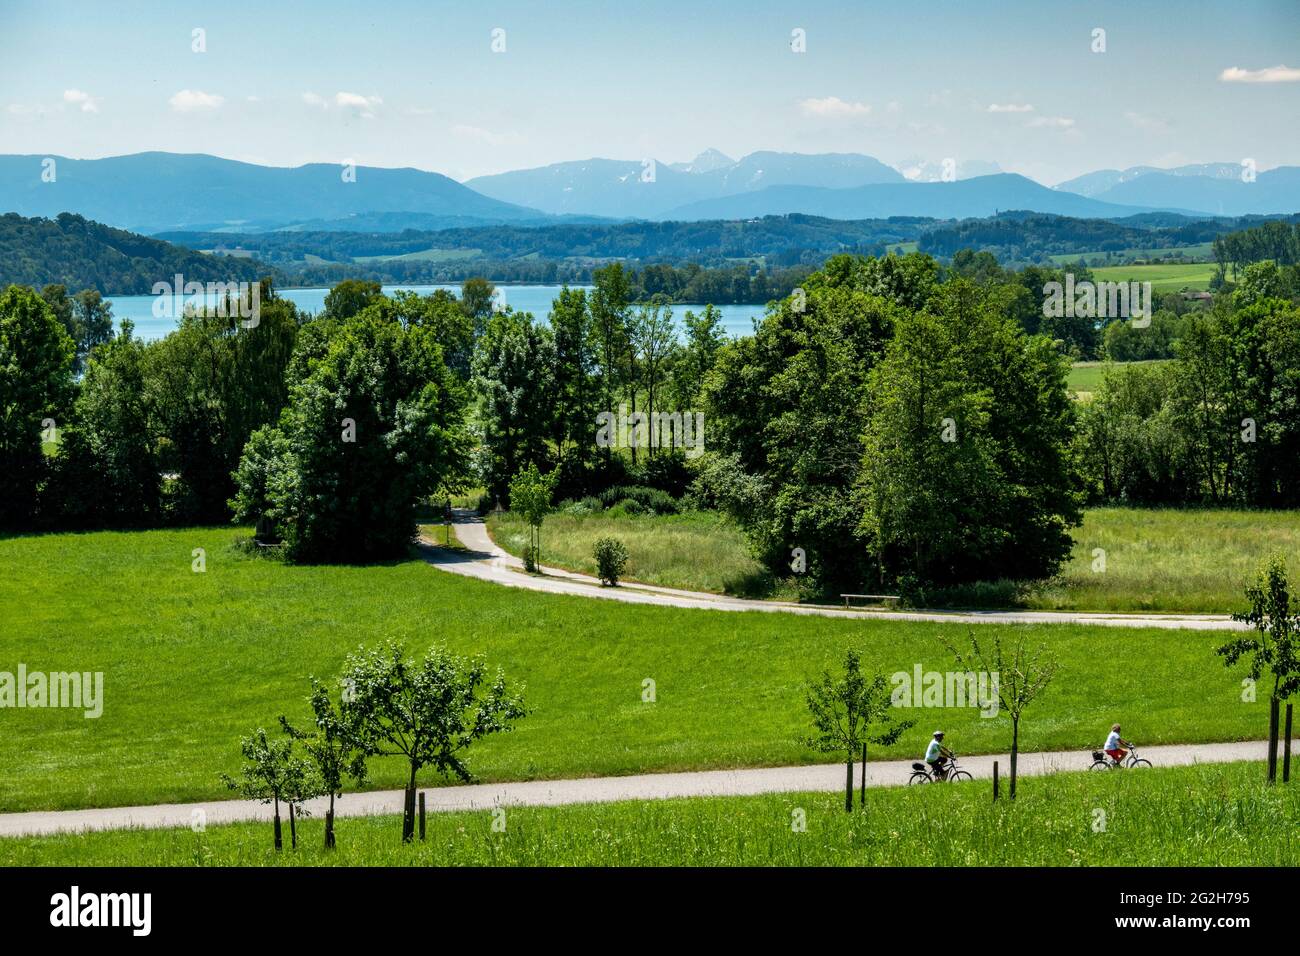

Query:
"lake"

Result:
[[102, 284, 771, 341]]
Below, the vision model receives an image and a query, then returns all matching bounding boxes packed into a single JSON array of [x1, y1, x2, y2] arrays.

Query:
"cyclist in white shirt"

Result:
[[924, 731, 953, 780], [1104, 724, 1132, 765]]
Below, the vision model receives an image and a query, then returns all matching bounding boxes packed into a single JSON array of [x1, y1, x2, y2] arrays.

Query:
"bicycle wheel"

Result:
[[1128, 758, 1152, 769], [947, 769, 973, 783], [908, 771, 930, 785], [1089, 760, 1110, 771]]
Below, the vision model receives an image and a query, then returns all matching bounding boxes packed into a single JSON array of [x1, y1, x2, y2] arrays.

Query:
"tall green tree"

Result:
[[548, 286, 597, 473], [472, 310, 556, 504], [0, 285, 74, 529], [233, 311, 470, 561], [50, 321, 160, 525]]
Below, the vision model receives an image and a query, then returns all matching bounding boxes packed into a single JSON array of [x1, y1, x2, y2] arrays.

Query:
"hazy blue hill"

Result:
[[662, 174, 1162, 221], [467, 150, 909, 219], [1055, 163, 1244, 198], [1089, 167, 1300, 217], [0, 152, 543, 233]]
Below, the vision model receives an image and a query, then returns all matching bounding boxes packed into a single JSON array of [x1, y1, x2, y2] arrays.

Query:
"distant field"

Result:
[[1067, 359, 1170, 394], [1090, 262, 1218, 292], [353, 247, 482, 264], [3, 762, 1293, 867], [1049, 242, 1216, 266]]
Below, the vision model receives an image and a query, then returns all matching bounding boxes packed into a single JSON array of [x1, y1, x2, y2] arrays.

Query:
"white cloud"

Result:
[[1026, 116, 1075, 129], [168, 89, 225, 112], [987, 103, 1034, 113], [799, 96, 871, 118], [335, 91, 383, 118], [885, 100, 901, 114], [302, 92, 328, 109], [1220, 64, 1300, 83], [62, 89, 99, 113]]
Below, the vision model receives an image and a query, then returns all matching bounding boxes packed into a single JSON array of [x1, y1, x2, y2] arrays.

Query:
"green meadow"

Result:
[[0, 525, 1272, 815], [1090, 262, 1218, 292]]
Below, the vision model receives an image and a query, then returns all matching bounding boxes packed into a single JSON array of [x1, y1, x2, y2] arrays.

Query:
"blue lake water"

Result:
[[103, 283, 770, 341]]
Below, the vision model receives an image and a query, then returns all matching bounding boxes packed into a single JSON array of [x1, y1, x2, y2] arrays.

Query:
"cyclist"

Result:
[[924, 731, 953, 781], [1104, 724, 1133, 767]]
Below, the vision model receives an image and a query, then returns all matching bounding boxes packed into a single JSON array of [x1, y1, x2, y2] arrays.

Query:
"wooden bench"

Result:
[[841, 593, 900, 608]]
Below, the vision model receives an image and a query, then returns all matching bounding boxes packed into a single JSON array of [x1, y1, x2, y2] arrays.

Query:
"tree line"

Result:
[[3, 246, 1297, 597]]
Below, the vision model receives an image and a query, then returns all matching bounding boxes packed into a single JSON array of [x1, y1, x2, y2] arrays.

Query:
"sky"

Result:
[[2, 0, 1298, 185]]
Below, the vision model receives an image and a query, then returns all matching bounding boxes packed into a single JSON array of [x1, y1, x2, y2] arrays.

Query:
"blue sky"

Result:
[[2, 0, 1297, 184]]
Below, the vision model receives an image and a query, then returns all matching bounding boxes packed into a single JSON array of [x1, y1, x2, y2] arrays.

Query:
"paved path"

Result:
[[0, 739, 1283, 838], [420, 511, 1244, 631]]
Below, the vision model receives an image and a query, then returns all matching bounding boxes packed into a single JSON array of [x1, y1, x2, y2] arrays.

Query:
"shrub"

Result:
[[522, 543, 538, 573], [636, 451, 694, 498], [597, 484, 678, 515], [594, 537, 629, 586], [561, 496, 602, 517]]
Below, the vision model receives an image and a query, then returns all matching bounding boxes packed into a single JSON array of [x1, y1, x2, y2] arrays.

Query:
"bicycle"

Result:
[[1088, 744, 1152, 770], [909, 754, 973, 784]]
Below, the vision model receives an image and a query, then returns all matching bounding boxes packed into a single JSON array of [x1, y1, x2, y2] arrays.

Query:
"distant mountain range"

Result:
[[465, 150, 905, 219], [0, 150, 1296, 234], [661, 174, 1159, 221], [1055, 165, 1300, 218], [0, 152, 539, 234]]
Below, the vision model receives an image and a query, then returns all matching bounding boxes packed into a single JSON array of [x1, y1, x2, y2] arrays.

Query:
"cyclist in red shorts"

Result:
[[1104, 723, 1132, 765]]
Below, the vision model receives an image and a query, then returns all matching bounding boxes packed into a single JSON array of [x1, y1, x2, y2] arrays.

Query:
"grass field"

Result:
[[353, 247, 483, 264], [0, 525, 1274, 814], [1048, 243, 1216, 266], [488, 505, 1298, 614], [487, 509, 781, 597], [1067, 360, 1169, 395], [1090, 262, 1218, 292], [1, 762, 1292, 866], [1011, 507, 1300, 612]]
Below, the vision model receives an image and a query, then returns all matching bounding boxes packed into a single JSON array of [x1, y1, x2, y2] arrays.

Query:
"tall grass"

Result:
[[488, 510, 781, 597], [496, 506, 1300, 613]]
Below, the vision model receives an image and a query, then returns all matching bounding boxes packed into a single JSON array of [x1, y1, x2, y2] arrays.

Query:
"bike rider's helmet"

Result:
[[933, 731, 944, 739]]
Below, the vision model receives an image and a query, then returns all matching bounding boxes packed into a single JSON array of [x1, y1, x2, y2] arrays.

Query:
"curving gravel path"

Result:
[[420, 510, 1245, 631]]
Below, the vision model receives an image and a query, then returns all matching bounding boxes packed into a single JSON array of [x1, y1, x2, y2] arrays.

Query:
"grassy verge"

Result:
[[938, 507, 1300, 613], [0, 526, 1272, 814], [487, 509, 784, 597], [491, 506, 1299, 614], [1, 762, 1292, 866]]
